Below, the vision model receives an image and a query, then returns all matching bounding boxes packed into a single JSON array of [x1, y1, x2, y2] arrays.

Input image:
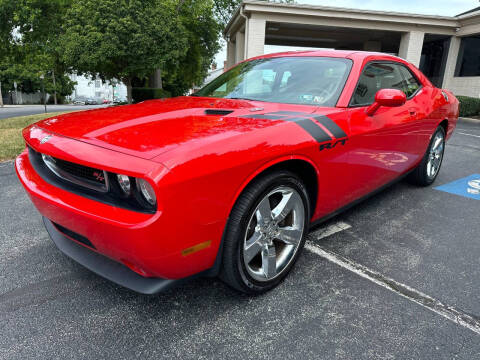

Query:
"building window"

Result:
[[455, 35, 480, 77], [95, 80, 101, 88]]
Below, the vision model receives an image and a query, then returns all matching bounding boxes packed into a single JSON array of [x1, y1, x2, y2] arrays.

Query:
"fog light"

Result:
[[136, 178, 156, 206], [116, 174, 131, 195]]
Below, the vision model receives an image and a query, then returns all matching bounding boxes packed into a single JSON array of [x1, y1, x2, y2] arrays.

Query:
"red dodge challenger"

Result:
[[16, 51, 459, 294]]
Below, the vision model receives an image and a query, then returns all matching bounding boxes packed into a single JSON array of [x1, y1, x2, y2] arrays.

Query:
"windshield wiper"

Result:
[[226, 97, 259, 101]]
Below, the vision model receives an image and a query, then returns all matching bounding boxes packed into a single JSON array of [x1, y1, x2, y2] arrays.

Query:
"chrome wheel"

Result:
[[427, 132, 444, 179], [243, 186, 305, 282]]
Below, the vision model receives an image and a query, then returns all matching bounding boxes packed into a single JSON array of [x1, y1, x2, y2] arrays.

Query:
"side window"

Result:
[[351, 63, 406, 106], [398, 66, 421, 98]]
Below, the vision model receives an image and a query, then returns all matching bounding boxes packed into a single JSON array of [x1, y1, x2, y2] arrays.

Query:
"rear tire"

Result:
[[408, 126, 445, 186], [219, 170, 310, 294]]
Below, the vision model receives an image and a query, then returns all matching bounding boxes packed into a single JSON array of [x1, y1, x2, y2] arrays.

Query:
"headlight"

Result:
[[116, 174, 131, 195], [136, 178, 156, 206]]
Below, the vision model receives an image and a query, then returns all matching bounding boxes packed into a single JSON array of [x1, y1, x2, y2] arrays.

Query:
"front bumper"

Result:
[[15, 144, 220, 283], [43, 217, 174, 294]]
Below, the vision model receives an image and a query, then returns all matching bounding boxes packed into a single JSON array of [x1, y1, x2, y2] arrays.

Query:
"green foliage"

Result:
[[457, 95, 480, 117], [61, 0, 188, 103], [1, 0, 230, 103], [163, 0, 221, 96], [213, 0, 242, 28], [132, 87, 171, 103], [0, 0, 75, 102]]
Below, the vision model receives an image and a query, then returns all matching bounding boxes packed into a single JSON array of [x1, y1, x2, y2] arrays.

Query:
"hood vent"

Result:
[[204, 109, 233, 116]]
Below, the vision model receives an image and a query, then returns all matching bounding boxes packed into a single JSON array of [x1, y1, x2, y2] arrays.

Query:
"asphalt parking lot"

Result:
[[1, 118, 479, 359]]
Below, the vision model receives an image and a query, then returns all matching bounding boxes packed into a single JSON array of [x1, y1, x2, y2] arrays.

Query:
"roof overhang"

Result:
[[224, 0, 463, 38]]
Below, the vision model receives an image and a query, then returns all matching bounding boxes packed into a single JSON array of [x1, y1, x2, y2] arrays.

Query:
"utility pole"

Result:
[[0, 80, 3, 108], [40, 74, 47, 113], [52, 69, 57, 105], [13, 82, 18, 105]]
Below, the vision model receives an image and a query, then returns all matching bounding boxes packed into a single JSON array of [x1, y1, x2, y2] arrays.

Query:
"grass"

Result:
[[0, 112, 73, 161]]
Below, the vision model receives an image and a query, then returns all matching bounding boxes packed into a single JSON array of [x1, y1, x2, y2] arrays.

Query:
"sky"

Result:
[[213, 0, 479, 67]]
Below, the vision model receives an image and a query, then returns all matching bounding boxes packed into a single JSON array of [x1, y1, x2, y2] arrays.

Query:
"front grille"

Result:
[[42, 153, 109, 193], [54, 157, 106, 185], [52, 221, 96, 249]]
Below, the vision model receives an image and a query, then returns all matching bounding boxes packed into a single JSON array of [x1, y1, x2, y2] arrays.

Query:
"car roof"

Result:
[[250, 50, 405, 63]]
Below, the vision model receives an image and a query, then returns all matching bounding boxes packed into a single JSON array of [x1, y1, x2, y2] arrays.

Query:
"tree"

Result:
[[162, 0, 221, 96], [61, 0, 188, 103], [0, 0, 16, 106], [0, 0, 75, 104]]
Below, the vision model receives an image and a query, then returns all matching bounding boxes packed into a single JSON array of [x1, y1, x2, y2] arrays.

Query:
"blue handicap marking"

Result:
[[434, 174, 480, 200]]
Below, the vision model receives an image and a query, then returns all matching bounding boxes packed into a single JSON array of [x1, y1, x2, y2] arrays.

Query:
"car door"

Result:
[[346, 61, 424, 200]]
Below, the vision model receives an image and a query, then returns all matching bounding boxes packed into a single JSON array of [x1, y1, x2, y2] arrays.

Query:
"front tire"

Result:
[[408, 126, 445, 186], [220, 170, 310, 294]]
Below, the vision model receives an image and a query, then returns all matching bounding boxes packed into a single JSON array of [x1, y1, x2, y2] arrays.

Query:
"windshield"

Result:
[[194, 57, 352, 107]]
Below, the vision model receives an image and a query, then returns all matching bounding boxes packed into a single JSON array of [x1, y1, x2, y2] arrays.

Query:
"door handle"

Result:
[[409, 108, 417, 116]]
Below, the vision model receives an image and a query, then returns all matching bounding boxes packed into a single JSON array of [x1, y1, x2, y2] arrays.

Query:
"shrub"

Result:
[[457, 95, 480, 117], [132, 88, 171, 103]]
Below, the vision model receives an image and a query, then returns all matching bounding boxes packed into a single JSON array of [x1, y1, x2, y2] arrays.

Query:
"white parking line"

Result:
[[310, 221, 351, 239], [458, 132, 480, 139], [306, 222, 480, 336]]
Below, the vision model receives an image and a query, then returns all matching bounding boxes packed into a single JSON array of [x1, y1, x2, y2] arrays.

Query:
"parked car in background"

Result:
[[103, 99, 111, 104], [113, 97, 127, 104], [85, 97, 103, 105], [16, 50, 459, 296], [72, 96, 87, 105]]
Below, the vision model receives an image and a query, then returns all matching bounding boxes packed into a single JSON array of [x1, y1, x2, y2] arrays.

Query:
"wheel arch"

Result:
[[437, 119, 449, 139], [230, 156, 320, 221], [438, 119, 448, 135]]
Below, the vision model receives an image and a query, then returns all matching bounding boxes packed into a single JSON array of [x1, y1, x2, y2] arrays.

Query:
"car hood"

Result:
[[34, 97, 317, 160]]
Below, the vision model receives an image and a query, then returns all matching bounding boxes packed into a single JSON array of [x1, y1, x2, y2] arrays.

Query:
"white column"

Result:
[[441, 36, 461, 89], [398, 31, 425, 66], [245, 16, 266, 59], [226, 40, 236, 69], [235, 31, 245, 64]]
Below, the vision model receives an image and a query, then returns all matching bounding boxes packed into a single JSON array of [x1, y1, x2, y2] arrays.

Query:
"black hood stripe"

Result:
[[285, 118, 332, 143], [241, 112, 347, 144], [312, 115, 347, 139]]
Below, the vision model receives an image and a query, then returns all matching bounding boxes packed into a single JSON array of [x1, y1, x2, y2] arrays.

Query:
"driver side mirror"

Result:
[[366, 89, 406, 116]]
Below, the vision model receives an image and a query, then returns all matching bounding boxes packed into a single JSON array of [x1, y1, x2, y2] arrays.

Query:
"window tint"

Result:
[[398, 66, 421, 97], [195, 57, 352, 107], [351, 63, 406, 106]]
